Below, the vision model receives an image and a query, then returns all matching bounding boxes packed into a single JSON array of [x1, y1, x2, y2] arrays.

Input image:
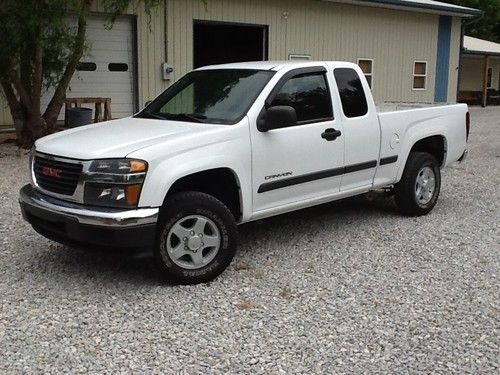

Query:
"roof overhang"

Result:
[[320, 0, 482, 17], [462, 36, 500, 57]]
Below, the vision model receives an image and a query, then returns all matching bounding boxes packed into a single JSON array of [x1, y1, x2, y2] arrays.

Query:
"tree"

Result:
[[445, 0, 500, 43], [0, 0, 161, 148]]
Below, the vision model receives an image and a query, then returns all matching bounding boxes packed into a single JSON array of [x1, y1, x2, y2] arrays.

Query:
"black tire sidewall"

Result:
[[154, 192, 238, 284], [395, 152, 441, 216]]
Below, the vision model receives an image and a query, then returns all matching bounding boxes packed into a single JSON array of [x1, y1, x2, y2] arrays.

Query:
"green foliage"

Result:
[[0, 0, 168, 146], [102, 0, 162, 23], [0, 0, 166, 91], [0, 0, 83, 88], [445, 0, 500, 43]]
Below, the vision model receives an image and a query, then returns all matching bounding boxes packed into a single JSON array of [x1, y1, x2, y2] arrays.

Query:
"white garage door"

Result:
[[42, 15, 136, 120]]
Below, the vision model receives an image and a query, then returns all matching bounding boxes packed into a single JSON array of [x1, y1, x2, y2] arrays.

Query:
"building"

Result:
[[0, 0, 481, 128], [459, 36, 500, 107]]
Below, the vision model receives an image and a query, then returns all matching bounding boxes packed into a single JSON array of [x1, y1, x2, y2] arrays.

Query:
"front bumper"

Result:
[[19, 184, 159, 248]]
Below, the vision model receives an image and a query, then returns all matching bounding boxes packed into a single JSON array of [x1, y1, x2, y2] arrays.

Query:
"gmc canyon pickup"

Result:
[[20, 61, 469, 284]]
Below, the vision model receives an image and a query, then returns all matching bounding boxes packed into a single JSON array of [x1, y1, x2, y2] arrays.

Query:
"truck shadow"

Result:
[[238, 195, 397, 245], [26, 195, 398, 286]]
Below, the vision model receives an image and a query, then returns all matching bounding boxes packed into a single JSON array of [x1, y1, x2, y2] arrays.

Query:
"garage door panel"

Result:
[[42, 15, 136, 122], [86, 22, 131, 33], [85, 32, 134, 43], [67, 85, 132, 95], [71, 73, 134, 85], [81, 51, 134, 62], [86, 40, 134, 52]]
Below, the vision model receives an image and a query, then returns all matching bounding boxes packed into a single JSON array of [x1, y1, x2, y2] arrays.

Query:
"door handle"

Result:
[[321, 128, 342, 141]]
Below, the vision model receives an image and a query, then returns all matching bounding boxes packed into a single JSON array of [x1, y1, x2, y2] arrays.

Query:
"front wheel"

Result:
[[395, 152, 441, 216], [154, 191, 238, 284]]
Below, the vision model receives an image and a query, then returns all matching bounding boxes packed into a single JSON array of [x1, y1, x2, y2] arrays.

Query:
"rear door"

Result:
[[332, 66, 380, 191], [250, 67, 345, 212]]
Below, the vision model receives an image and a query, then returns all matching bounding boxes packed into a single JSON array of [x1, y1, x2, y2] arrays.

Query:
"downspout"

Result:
[[456, 12, 484, 101], [164, 0, 168, 64]]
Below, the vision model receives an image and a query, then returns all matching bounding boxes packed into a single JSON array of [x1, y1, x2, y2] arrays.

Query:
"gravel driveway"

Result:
[[0, 107, 498, 374]]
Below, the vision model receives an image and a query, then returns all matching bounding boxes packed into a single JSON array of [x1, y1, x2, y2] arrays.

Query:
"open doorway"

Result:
[[193, 21, 268, 69]]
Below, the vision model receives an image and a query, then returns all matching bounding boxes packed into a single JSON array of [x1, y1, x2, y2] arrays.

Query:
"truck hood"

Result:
[[35, 117, 228, 160]]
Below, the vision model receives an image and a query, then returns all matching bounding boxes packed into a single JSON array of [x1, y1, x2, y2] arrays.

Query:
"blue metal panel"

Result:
[[435, 15, 452, 102]]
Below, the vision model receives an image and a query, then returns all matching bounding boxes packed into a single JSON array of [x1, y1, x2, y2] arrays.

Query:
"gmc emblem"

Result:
[[42, 166, 62, 178]]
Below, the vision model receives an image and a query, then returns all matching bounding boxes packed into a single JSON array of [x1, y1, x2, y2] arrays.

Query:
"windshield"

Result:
[[136, 69, 275, 124]]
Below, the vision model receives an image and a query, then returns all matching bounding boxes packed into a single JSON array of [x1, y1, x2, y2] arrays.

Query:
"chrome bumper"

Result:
[[19, 184, 159, 227]]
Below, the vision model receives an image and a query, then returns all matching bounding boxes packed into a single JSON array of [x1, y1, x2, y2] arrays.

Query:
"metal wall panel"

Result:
[[0, 0, 463, 127], [447, 16, 462, 102], [165, 0, 441, 104]]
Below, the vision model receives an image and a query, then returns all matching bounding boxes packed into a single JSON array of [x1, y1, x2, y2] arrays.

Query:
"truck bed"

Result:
[[376, 102, 452, 113], [370, 102, 468, 190]]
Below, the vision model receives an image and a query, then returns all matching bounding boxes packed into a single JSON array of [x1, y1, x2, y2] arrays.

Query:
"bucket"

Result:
[[67, 107, 93, 128]]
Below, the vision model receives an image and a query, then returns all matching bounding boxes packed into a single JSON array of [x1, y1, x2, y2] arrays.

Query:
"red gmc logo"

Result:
[[42, 166, 62, 178]]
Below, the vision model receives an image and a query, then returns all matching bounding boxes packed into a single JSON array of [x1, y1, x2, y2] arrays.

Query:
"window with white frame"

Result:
[[357, 59, 373, 88], [413, 61, 427, 90]]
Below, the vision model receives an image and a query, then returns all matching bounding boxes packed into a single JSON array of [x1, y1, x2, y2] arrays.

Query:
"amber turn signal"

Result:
[[126, 184, 143, 205], [130, 160, 147, 173]]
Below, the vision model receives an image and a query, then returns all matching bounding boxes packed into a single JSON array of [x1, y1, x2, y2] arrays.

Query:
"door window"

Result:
[[333, 68, 368, 118], [269, 73, 333, 124]]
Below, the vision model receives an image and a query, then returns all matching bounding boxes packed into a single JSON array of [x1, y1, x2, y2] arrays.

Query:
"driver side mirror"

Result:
[[257, 105, 297, 132]]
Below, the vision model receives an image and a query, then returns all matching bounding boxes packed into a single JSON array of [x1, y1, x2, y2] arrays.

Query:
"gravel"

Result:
[[0, 107, 498, 373]]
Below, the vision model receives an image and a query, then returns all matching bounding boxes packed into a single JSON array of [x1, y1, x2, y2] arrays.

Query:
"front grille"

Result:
[[34, 156, 83, 196]]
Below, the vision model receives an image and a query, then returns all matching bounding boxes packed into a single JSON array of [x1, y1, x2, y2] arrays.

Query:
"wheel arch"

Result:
[[397, 134, 447, 181], [162, 167, 243, 221]]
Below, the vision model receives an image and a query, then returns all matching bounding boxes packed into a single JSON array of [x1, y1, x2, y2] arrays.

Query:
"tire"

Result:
[[154, 191, 238, 284], [395, 152, 441, 216]]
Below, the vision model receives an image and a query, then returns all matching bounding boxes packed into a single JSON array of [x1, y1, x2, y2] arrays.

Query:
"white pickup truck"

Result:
[[20, 61, 469, 284]]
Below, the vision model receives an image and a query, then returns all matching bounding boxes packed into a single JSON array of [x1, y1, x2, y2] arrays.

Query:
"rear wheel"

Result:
[[154, 191, 238, 284], [395, 152, 441, 216]]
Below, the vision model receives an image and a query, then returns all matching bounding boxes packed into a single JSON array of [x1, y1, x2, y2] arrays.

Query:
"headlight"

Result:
[[84, 182, 143, 208], [89, 159, 147, 174], [84, 159, 147, 208]]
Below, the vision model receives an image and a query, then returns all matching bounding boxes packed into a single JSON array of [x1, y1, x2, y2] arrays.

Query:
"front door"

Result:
[[250, 68, 345, 212]]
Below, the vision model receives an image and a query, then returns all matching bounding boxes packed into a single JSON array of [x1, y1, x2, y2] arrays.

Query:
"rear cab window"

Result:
[[333, 68, 368, 118], [269, 71, 333, 125]]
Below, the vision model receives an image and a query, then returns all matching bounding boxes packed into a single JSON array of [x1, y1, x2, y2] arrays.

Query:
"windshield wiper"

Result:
[[135, 112, 167, 120], [170, 113, 207, 123], [135, 112, 207, 123]]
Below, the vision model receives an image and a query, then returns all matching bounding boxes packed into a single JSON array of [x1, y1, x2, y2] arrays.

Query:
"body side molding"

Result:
[[258, 160, 376, 193], [379, 155, 398, 165]]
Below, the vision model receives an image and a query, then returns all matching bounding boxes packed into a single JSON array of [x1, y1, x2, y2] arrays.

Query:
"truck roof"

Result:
[[196, 60, 357, 72]]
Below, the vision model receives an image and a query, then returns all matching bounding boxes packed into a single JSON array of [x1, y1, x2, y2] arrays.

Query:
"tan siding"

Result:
[[460, 56, 500, 91], [135, 3, 167, 106], [447, 16, 461, 102], [0, 0, 465, 127], [167, 0, 440, 104]]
